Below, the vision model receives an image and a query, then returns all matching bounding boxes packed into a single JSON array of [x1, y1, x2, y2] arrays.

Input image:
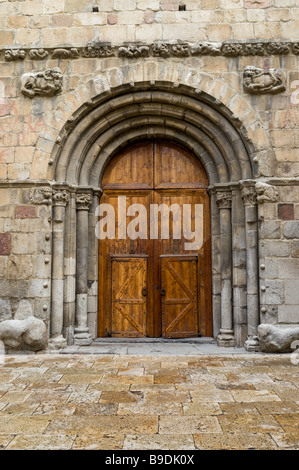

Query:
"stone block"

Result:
[[0, 233, 11, 256], [51, 14, 73, 27], [291, 241, 299, 258], [261, 280, 284, 305], [7, 255, 34, 280], [160, 0, 179, 10], [137, 0, 160, 9], [14, 299, 33, 320], [15, 206, 37, 219], [283, 221, 299, 239], [285, 279, 299, 304], [278, 259, 299, 279], [260, 220, 281, 239], [114, 0, 137, 10], [0, 299, 12, 321], [278, 204, 294, 221], [260, 240, 291, 258], [43, 0, 65, 14], [278, 306, 299, 323], [245, 0, 271, 7]]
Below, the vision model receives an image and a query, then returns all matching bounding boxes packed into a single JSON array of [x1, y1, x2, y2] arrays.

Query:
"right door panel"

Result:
[[161, 256, 198, 338]]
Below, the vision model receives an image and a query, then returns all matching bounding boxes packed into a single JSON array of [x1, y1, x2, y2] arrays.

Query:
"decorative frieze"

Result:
[[21, 67, 63, 98], [243, 66, 286, 95], [3, 41, 299, 62]]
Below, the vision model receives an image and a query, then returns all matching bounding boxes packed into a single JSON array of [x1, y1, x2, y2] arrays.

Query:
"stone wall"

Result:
[[0, 0, 298, 350]]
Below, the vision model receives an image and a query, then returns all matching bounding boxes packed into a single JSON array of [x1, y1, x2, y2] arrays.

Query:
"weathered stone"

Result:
[[278, 204, 294, 221], [258, 324, 299, 353], [0, 316, 47, 351], [0, 233, 11, 256]]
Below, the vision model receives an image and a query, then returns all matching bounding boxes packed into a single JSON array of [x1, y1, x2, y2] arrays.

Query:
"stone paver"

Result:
[[0, 351, 298, 450]]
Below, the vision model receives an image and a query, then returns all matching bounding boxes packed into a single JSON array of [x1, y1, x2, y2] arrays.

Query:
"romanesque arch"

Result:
[[48, 81, 260, 351]]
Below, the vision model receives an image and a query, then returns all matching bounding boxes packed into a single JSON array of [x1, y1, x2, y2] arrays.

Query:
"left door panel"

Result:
[[111, 257, 148, 337]]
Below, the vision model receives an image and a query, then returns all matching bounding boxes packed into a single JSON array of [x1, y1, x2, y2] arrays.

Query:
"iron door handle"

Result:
[[142, 287, 148, 296], [160, 289, 166, 296]]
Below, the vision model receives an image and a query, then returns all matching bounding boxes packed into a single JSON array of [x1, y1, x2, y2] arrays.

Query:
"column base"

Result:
[[217, 329, 235, 347], [48, 335, 67, 350], [244, 335, 260, 352], [74, 328, 93, 346]]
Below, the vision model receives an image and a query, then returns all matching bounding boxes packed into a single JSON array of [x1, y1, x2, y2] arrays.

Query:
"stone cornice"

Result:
[[2, 40, 299, 61]]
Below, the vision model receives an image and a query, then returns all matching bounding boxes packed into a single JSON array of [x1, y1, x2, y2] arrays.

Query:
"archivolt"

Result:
[[50, 82, 255, 187]]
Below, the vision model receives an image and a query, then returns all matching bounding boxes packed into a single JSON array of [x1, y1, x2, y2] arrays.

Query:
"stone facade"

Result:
[[0, 0, 298, 352]]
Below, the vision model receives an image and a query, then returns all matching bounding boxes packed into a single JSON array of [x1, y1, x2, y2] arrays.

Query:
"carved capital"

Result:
[[241, 185, 257, 206], [52, 189, 70, 207], [216, 190, 232, 209], [76, 193, 93, 210]]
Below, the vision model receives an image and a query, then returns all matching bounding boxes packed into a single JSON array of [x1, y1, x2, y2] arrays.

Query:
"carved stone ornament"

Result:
[[81, 45, 115, 58], [29, 188, 52, 205], [118, 45, 150, 58], [152, 43, 171, 58], [5, 49, 25, 61], [255, 182, 279, 203], [52, 189, 70, 207], [216, 190, 232, 209], [241, 185, 257, 206], [28, 49, 49, 60], [52, 48, 79, 59], [21, 67, 63, 98], [191, 42, 221, 56], [76, 193, 93, 210], [243, 66, 286, 95]]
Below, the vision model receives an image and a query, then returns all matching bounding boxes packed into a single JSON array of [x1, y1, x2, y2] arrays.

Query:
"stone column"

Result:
[[241, 182, 260, 351], [49, 187, 69, 350], [74, 190, 93, 345], [216, 188, 235, 347]]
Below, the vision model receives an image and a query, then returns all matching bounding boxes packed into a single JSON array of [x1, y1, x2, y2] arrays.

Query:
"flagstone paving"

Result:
[[0, 352, 298, 450]]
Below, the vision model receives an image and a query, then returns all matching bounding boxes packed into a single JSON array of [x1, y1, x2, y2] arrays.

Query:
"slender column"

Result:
[[74, 191, 93, 345], [241, 183, 260, 351], [49, 188, 69, 350], [216, 188, 235, 347]]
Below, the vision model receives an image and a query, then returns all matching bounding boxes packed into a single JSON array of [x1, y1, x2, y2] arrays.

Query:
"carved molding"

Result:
[[21, 67, 63, 98], [243, 66, 286, 95], [3, 41, 299, 61]]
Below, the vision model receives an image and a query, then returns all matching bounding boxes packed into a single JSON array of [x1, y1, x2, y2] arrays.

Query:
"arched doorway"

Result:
[[98, 139, 212, 338]]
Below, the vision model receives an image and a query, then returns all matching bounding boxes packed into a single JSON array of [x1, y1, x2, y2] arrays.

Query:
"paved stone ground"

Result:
[[0, 343, 298, 450]]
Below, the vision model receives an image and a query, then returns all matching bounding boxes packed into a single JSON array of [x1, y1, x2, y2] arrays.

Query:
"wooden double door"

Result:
[[98, 140, 212, 338]]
